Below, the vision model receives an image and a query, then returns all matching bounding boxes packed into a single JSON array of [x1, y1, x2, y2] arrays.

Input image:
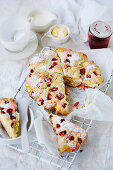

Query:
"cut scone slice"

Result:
[[49, 114, 88, 154], [80, 61, 104, 88], [54, 48, 88, 67], [0, 97, 20, 138], [25, 71, 69, 115], [54, 48, 88, 87]]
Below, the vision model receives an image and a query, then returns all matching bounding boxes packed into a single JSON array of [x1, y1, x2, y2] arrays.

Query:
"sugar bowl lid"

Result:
[[90, 21, 112, 38]]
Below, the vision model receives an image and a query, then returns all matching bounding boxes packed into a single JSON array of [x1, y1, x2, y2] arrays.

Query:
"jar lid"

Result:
[[90, 21, 112, 38]]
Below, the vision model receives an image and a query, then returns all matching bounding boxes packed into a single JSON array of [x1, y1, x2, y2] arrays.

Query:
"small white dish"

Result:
[[0, 31, 38, 60], [0, 107, 34, 144], [42, 24, 70, 44], [28, 10, 57, 32], [0, 16, 31, 52]]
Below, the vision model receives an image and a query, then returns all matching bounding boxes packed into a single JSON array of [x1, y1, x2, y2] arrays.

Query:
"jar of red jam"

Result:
[[88, 21, 112, 49]]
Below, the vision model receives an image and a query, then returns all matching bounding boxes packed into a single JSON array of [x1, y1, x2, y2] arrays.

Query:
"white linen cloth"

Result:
[[0, 0, 113, 170]]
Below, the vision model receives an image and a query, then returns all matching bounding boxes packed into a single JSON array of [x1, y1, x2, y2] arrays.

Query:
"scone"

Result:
[[54, 48, 88, 87], [26, 49, 69, 115], [28, 49, 63, 75], [49, 114, 88, 154], [0, 97, 20, 138], [54, 47, 103, 88], [79, 61, 104, 88]]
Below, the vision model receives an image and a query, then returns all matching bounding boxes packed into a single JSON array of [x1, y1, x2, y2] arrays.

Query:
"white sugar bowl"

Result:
[[0, 16, 31, 52]]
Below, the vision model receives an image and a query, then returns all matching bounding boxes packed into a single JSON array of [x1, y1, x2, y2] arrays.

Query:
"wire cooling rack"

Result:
[[8, 47, 113, 169], [8, 117, 92, 169]]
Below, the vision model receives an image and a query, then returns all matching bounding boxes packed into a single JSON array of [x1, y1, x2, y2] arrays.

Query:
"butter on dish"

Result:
[[51, 25, 68, 38]]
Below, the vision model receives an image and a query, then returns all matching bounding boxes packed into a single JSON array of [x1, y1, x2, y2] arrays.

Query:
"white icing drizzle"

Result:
[[87, 64, 95, 70], [0, 102, 14, 109], [0, 100, 19, 120], [52, 115, 87, 139], [29, 54, 44, 65], [40, 64, 47, 71], [65, 53, 81, 66], [29, 76, 43, 87], [33, 89, 42, 97], [43, 49, 57, 57], [85, 63, 96, 70]]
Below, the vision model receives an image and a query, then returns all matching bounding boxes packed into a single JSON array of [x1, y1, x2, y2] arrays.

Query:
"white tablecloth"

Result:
[[0, 0, 113, 170]]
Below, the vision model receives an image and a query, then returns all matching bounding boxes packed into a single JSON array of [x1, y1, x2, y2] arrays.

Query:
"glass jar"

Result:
[[88, 21, 112, 49]]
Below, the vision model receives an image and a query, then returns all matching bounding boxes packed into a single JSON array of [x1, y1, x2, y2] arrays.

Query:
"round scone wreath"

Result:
[[25, 48, 104, 115], [0, 97, 20, 138]]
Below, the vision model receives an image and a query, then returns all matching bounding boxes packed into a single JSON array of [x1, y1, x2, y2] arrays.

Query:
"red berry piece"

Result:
[[62, 103, 67, 108], [74, 101, 79, 109], [61, 119, 65, 123], [79, 83, 85, 90], [30, 69, 34, 73], [59, 130, 67, 136], [80, 149, 83, 152], [29, 74, 31, 77], [93, 71, 97, 76], [11, 122, 14, 128], [69, 136, 74, 140], [49, 114, 53, 119], [39, 98, 44, 105], [10, 115, 16, 120], [31, 91, 34, 98], [47, 94, 52, 100], [67, 54, 72, 57], [52, 58, 58, 61], [51, 87, 58, 92], [0, 107, 4, 110], [56, 124, 60, 128], [78, 137, 82, 144], [64, 64, 71, 69], [49, 62, 57, 69], [80, 68, 86, 75], [47, 84, 51, 87], [64, 59, 70, 63], [44, 78, 52, 83], [5, 101, 9, 104], [7, 108, 13, 114], [53, 128, 56, 133], [1, 111, 5, 114], [86, 74, 91, 78], [50, 75, 54, 79], [57, 93, 64, 100]]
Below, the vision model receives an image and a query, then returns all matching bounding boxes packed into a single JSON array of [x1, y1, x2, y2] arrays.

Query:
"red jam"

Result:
[[88, 21, 112, 49]]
